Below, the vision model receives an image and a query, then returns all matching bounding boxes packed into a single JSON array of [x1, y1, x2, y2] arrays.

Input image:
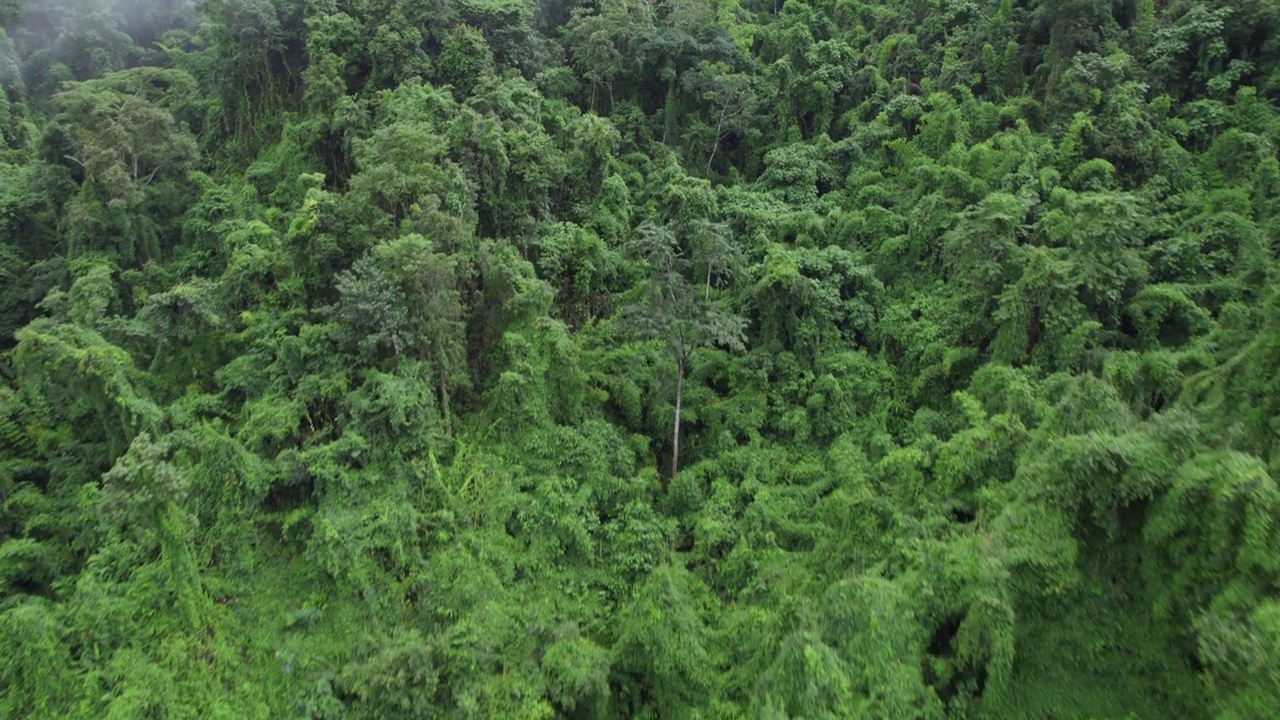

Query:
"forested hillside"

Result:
[[1, 0, 1279, 717]]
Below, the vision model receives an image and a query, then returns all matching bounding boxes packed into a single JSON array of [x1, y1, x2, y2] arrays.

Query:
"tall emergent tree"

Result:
[[624, 219, 744, 478]]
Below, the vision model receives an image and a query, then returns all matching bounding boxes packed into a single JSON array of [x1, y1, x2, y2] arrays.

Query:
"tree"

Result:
[[623, 220, 744, 479], [688, 61, 761, 175], [52, 68, 196, 192], [438, 25, 494, 96], [195, 0, 305, 148], [101, 432, 212, 630], [614, 563, 718, 715], [51, 67, 198, 263], [333, 234, 466, 432]]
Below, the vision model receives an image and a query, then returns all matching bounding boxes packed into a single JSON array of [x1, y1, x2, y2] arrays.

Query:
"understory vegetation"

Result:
[[2, 0, 1280, 717]]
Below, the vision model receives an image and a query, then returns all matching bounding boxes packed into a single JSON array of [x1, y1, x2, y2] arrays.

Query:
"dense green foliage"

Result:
[[2, 0, 1279, 717]]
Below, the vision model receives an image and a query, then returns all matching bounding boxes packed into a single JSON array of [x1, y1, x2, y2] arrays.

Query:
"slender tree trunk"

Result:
[[662, 59, 677, 144], [706, 105, 729, 175], [436, 339, 451, 435], [672, 355, 684, 479], [439, 370, 451, 435]]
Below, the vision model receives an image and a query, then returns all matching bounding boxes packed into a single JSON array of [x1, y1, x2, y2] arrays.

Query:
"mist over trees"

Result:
[[2, 0, 1280, 718]]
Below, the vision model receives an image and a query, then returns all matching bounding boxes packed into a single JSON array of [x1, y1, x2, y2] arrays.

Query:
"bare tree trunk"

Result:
[[672, 355, 684, 479], [662, 59, 677, 144], [436, 339, 452, 436], [706, 105, 729, 175], [439, 369, 451, 435]]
